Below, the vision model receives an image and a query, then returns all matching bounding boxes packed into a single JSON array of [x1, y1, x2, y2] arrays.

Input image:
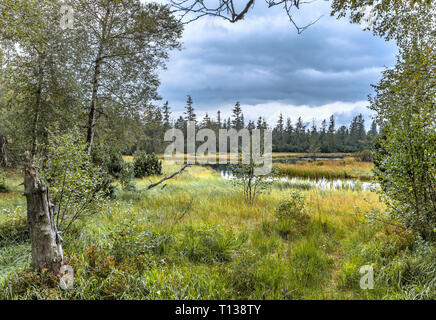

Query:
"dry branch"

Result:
[[147, 164, 191, 190]]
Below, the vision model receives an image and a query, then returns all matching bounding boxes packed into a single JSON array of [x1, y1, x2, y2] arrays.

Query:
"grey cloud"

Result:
[[157, 2, 397, 125]]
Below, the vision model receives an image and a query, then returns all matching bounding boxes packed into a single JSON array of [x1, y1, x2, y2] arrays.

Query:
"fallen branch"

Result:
[[147, 164, 191, 190], [176, 196, 194, 223]]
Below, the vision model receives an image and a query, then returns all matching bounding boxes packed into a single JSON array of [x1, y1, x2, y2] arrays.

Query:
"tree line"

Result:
[[128, 95, 378, 155]]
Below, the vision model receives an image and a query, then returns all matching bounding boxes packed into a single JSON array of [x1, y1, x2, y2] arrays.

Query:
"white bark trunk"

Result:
[[24, 153, 63, 273]]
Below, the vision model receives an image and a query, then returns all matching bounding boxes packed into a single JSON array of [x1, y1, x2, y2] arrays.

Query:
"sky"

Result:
[[154, 0, 398, 129]]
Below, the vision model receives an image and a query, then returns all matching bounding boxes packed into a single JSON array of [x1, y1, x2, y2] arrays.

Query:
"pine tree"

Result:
[[184, 95, 196, 122], [201, 113, 212, 128], [309, 119, 320, 157], [247, 120, 256, 132], [273, 113, 285, 151], [231, 101, 244, 130], [367, 120, 378, 148], [162, 101, 171, 129], [285, 117, 293, 146], [294, 117, 307, 152], [175, 116, 185, 131], [277, 113, 284, 133], [217, 110, 222, 129], [327, 115, 336, 152], [256, 117, 263, 130]]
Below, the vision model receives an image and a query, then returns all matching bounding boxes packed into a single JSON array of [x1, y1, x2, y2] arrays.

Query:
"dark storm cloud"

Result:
[[157, 1, 397, 126]]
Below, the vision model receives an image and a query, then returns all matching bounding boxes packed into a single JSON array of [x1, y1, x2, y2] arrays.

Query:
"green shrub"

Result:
[[0, 169, 8, 193], [275, 191, 310, 239], [276, 190, 306, 220], [40, 132, 109, 233], [92, 146, 126, 179], [118, 162, 135, 191], [133, 151, 162, 178], [359, 150, 374, 162]]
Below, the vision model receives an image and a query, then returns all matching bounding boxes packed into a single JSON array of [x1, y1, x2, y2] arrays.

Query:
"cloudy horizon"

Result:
[[155, 0, 398, 129]]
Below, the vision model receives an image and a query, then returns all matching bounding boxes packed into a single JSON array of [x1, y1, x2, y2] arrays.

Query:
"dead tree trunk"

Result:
[[0, 136, 7, 167], [24, 152, 63, 273]]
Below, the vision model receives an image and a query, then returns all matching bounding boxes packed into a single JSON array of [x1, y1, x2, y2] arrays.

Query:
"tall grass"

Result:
[[0, 162, 433, 300], [276, 160, 374, 181]]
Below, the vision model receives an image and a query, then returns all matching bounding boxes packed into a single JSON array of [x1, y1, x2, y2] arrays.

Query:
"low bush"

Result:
[[92, 147, 126, 179], [133, 152, 162, 178], [276, 190, 306, 220], [275, 191, 310, 239], [359, 150, 374, 162], [120, 162, 136, 191]]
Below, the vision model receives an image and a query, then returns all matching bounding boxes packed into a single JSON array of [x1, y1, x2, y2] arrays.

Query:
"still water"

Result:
[[209, 165, 376, 192]]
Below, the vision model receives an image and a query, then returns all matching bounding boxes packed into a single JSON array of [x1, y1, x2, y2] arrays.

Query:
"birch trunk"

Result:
[[85, 5, 111, 156], [24, 153, 63, 273]]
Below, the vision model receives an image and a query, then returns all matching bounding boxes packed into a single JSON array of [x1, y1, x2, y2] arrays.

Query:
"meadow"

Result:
[[0, 160, 434, 300], [276, 160, 374, 181]]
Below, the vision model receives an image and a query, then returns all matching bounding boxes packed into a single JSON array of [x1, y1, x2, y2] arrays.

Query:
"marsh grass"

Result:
[[0, 161, 434, 300], [277, 160, 374, 181]]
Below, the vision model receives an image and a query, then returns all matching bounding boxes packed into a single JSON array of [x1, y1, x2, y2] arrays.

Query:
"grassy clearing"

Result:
[[276, 160, 374, 181], [0, 162, 433, 299]]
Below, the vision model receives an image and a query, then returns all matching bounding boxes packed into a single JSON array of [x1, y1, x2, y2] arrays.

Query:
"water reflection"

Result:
[[212, 166, 377, 192]]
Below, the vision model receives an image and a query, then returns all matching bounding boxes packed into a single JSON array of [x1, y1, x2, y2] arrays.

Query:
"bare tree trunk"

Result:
[[31, 58, 44, 157], [24, 152, 63, 273], [0, 136, 7, 167], [86, 5, 111, 156]]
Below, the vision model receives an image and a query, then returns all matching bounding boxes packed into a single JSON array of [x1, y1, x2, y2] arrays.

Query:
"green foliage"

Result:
[[0, 170, 8, 193], [274, 179, 313, 191], [377, 240, 436, 300], [338, 222, 436, 299], [331, 0, 434, 49], [133, 151, 162, 178], [272, 113, 372, 153], [0, 164, 435, 300], [231, 162, 276, 204], [120, 162, 137, 192], [359, 149, 374, 162], [177, 225, 246, 263], [39, 131, 109, 233], [371, 45, 435, 241], [92, 147, 126, 179], [275, 191, 310, 239], [276, 191, 306, 220], [108, 220, 172, 263], [291, 240, 333, 287], [0, 214, 28, 246]]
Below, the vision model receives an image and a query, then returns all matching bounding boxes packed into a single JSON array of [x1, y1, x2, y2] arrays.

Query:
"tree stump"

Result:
[[24, 152, 63, 273]]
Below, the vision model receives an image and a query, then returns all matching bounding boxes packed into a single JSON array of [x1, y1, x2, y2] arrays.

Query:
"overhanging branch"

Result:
[[170, 0, 325, 33]]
